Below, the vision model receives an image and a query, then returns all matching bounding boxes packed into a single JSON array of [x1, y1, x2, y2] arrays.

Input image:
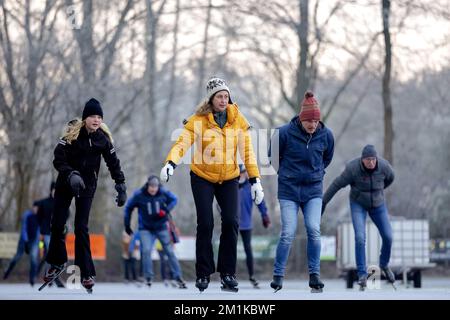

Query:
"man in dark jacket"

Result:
[[322, 144, 395, 288], [124, 175, 186, 289], [269, 91, 334, 292]]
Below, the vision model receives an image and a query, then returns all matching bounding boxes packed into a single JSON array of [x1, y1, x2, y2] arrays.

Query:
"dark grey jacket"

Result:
[[323, 157, 394, 210]]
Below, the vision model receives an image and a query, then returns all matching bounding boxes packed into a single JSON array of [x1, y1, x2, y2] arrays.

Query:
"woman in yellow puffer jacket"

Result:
[[160, 77, 264, 292]]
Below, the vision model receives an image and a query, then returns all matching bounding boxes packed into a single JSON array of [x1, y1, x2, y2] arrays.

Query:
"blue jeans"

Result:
[[273, 198, 322, 276], [350, 201, 393, 277], [5, 237, 39, 284], [139, 229, 182, 280], [39, 235, 51, 274]]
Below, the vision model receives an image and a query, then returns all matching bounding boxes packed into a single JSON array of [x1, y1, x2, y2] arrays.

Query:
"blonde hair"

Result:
[[61, 118, 113, 144], [195, 100, 213, 116]]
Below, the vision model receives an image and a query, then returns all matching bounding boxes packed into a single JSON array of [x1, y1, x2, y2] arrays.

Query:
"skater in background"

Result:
[[122, 231, 140, 284], [157, 213, 181, 287], [34, 181, 65, 288], [3, 208, 40, 286], [156, 239, 174, 287], [322, 144, 395, 289], [160, 77, 264, 293], [43, 98, 127, 293], [237, 164, 270, 288], [123, 175, 187, 289], [269, 91, 334, 293]]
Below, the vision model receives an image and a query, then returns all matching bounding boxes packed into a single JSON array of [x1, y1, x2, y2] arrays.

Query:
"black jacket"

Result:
[[33, 196, 54, 235], [323, 157, 395, 210], [53, 126, 125, 197]]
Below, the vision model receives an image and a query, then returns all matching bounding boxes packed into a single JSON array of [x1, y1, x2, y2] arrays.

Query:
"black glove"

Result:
[[125, 225, 133, 236], [68, 171, 85, 197], [115, 183, 127, 207], [24, 242, 30, 254]]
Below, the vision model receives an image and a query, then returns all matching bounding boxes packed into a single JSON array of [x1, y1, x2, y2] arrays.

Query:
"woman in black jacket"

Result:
[[43, 98, 127, 292]]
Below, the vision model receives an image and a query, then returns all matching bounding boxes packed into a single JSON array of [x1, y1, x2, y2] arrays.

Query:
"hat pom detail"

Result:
[[305, 91, 314, 99]]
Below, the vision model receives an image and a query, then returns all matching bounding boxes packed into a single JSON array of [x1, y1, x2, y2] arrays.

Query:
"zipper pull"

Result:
[[89, 138, 92, 147], [307, 134, 312, 149]]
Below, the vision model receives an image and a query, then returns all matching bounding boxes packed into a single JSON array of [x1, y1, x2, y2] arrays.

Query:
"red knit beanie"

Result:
[[299, 91, 320, 121]]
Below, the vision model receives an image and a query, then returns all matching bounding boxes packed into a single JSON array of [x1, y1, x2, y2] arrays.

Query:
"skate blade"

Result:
[[310, 288, 323, 293], [38, 267, 66, 291], [359, 286, 366, 291], [38, 282, 49, 291], [86, 288, 93, 294], [390, 283, 397, 290], [273, 288, 281, 293], [221, 286, 239, 293]]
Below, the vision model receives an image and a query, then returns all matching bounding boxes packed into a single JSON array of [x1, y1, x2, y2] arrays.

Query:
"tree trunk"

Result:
[[382, 0, 394, 164], [196, 0, 213, 103], [294, 0, 310, 109]]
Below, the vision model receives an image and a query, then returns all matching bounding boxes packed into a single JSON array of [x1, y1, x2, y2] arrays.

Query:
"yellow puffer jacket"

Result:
[[165, 104, 260, 184]]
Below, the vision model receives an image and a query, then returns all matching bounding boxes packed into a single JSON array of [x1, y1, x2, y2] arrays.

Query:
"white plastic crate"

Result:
[[337, 218, 433, 270]]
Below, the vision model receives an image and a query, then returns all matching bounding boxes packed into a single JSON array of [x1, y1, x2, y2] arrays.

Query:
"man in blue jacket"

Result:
[[123, 175, 186, 289], [3, 208, 40, 286], [238, 164, 270, 288], [269, 91, 334, 292]]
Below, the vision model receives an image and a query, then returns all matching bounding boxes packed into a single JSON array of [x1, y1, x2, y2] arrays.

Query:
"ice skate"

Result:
[[174, 277, 187, 289], [270, 275, 283, 293], [195, 276, 210, 292], [220, 274, 238, 293], [381, 266, 397, 290], [38, 264, 66, 291], [357, 275, 367, 291], [249, 277, 260, 289], [81, 276, 95, 294], [309, 273, 324, 293]]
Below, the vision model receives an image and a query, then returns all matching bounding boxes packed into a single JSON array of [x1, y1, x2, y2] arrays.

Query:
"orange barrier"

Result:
[[66, 233, 106, 260]]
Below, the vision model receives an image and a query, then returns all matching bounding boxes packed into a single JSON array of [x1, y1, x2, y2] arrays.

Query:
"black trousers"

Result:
[[46, 186, 95, 278], [190, 171, 239, 278], [123, 258, 137, 281], [240, 229, 254, 278]]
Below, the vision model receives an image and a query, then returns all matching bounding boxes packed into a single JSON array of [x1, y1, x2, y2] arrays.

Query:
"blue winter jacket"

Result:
[[239, 179, 268, 230], [269, 116, 334, 203], [124, 186, 177, 232]]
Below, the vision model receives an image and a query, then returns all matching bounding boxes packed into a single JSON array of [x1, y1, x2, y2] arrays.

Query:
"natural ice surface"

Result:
[[1, 278, 449, 300]]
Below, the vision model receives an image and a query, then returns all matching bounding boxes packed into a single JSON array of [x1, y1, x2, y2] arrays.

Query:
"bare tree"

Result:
[[382, 0, 394, 164], [0, 0, 64, 227], [144, 0, 170, 172], [64, 0, 136, 107], [195, 0, 213, 102]]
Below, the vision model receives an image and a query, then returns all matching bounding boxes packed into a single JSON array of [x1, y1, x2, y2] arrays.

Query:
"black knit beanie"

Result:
[[82, 98, 103, 120]]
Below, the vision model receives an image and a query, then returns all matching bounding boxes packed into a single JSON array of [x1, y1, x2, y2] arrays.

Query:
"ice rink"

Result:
[[1, 278, 449, 300]]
